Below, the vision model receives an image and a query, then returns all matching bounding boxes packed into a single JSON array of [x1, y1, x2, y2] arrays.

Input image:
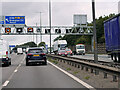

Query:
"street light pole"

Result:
[[39, 12, 42, 43], [49, 0, 52, 54], [36, 12, 43, 43], [36, 23, 38, 45], [92, 0, 98, 63]]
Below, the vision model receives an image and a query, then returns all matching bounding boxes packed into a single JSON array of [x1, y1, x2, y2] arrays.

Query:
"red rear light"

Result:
[[41, 53, 46, 55], [6, 51, 8, 55], [27, 53, 32, 56], [6, 51, 8, 58]]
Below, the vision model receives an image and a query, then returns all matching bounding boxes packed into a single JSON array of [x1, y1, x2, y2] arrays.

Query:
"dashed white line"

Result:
[[2, 54, 26, 88], [48, 61, 95, 90], [18, 64, 21, 67], [14, 69, 18, 73], [2, 81, 9, 87]]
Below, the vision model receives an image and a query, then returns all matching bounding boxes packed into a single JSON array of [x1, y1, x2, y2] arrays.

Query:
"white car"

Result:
[[0, 39, 11, 66]]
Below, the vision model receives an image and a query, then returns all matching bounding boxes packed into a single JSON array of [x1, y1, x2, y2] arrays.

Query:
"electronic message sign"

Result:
[[27, 28, 33, 32], [5, 28, 11, 33]]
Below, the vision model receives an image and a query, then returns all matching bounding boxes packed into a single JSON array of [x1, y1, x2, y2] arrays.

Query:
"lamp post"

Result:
[[92, 0, 98, 63], [49, 0, 52, 54], [36, 23, 38, 45], [36, 12, 43, 43], [39, 12, 42, 43]]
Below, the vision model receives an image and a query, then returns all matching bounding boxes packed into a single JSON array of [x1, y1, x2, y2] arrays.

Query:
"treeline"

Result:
[[54, 14, 115, 46], [13, 41, 46, 50]]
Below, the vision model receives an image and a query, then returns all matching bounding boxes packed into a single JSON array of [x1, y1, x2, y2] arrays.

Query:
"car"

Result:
[[0, 39, 11, 66], [57, 50, 68, 56], [65, 48, 73, 56], [26, 48, 47, 66]]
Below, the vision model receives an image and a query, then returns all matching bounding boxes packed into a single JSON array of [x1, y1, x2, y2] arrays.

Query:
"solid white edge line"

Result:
[[48, 61, 95, 89], [2, 81, 9, 87]]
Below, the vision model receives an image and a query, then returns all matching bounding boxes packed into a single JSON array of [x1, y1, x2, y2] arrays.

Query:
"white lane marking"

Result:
[[14, 69, 18, 73], [2, 81, 9, 87], [2, 54, 26, 87], [48, 61, 95, 90], [18, 64, 21, 67]]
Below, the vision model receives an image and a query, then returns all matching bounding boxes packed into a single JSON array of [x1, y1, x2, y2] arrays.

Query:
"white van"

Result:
[[0, 39, 11, 66], [17, 48, 23, 55], [76, 44, 85, 55]]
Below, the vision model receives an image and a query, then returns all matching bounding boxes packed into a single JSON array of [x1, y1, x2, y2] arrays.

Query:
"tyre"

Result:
[[6, 62, 9, 66], [83, 53, 85, 55], [43, 61, 47, 65], [26, 62, 29, 66], [118, 53, 120, 63], [113, 53, 117, 62], [9, 62, 11, 65]]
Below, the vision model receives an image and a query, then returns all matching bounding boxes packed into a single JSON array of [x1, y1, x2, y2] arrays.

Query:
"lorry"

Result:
[[17, 48, 23, 55], [104, 13, 120, 63], [0, 39, 11, 66], [72, 44, 85, 55], [53, 40, 67, 54]]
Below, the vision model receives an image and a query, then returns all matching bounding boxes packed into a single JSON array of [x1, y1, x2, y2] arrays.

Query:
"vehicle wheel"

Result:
[[6, 62, 9, 66], [44, 61, 47, 65], [113, 53, 117, 62], [26, 62, 29, 66], [9, 62, 11, 65], [111, 54, 113, 60], [83, 53, 85, 55], [118, 53, 120, 63]]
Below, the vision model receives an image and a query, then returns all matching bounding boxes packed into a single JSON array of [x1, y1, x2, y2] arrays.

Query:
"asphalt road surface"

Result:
[[71, 54, 113, 62], [2, 53, 90, 89]]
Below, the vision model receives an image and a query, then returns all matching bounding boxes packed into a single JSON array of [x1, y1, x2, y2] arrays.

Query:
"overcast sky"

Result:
[[1, 0, 120, 46]]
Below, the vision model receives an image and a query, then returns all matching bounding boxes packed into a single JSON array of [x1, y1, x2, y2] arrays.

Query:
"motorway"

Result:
[[71, 54, 113, 62], [2, 53, 91, 89]]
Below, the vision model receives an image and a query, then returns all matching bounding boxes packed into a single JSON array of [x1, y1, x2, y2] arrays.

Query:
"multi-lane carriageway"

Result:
[[1, 53, 94, 89]]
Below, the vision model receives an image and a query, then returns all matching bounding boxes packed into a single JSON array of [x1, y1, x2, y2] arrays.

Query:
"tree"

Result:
[[20, 42, 37, 47], [96, 14, 115, 43], [54, 35, 63, 42], [53, 13, 116, 46], [15, 42, 37, 48], [38, 42, 46, 47], [75, 36, 92, 45]]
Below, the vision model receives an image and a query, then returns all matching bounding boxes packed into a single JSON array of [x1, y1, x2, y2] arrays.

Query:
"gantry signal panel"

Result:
[[0, 25, 93, 35]]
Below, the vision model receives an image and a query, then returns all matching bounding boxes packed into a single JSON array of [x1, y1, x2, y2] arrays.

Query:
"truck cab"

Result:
[[17, 48, 23, 55], [76, 44, 85, 55], [53, 40, 67, 55]]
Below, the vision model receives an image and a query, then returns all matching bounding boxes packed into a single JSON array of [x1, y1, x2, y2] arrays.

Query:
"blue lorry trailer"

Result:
[[104, 13, 120, 63]]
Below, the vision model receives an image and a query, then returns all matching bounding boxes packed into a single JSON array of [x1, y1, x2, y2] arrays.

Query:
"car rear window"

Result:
[[28, 49, 43, 53], [66, 49, 71, 51], [59, 50, 66, 53]]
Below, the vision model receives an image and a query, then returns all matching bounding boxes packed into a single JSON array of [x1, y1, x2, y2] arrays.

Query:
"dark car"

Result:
[[57, 50, 68, 56], [2, 58, 11, 66], [26, 48, 47, 66]]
